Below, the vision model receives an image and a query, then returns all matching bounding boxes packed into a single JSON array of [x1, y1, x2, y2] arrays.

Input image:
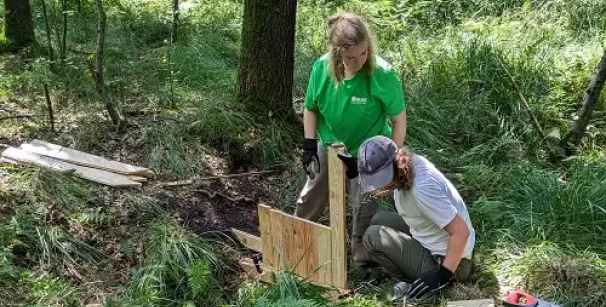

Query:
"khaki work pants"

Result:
[[294, 146, 379, 243], [363, 211, 473, 282]]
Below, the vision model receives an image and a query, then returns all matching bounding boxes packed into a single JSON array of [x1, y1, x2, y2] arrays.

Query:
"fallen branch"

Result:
[[199, 170, 276, 180], [499, 61, 547, 140], [163, 170, 276, 187], [193, 188, 254, 203], [562, 50, 606, 151], [0, 114, 35, 121]]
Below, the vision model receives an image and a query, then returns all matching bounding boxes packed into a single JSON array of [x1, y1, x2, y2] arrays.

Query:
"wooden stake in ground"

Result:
[[327, 144, 347, 289], [43, 83, 55, 132]]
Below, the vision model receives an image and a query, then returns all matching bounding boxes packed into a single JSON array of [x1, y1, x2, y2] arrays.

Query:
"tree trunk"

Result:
[[237, 0, 298, 119], [562, 50, 606, 152], [93, 0, 122, 127], [41, 0, 54, 61], [171, 0, 179, 43], [61, 0, 68, 62], [4, 0, 35, 48]]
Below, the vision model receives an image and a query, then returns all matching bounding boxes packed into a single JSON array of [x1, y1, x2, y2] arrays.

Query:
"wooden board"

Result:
[[20, 139, 154, 177], [0, 157, 20, 165], [236, 206, 333, 287], [231, 228, 262, 253], [327, 145, 347, 289], [281, 211, 295, 272], [279, 212, 332, 284], [128, 175, 148, 183], [257, 204, 274, 267], [447, 299, 495, 307], [239, 258, 273, 283], [313, 223, 332, 285], [2, 147, 141, 187], [270, 208, 283, 269]]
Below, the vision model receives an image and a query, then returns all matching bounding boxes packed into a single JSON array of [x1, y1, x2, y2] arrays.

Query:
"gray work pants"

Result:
[[363, 211, 473, 282], [294, 146, 378, 241]]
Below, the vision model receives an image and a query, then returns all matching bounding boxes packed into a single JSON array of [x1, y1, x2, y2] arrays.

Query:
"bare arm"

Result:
[[390, 110, 407, 147], [442, 214, 470, 273], [303, 109, 317, 139]]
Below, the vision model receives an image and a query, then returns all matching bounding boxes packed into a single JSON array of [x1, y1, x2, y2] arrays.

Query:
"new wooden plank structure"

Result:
[[233, 144, 347, 290], [1, 147, 142, 187]]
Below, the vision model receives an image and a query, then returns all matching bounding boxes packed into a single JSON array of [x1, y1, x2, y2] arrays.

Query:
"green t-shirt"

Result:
[[305, 54, 406, 156]]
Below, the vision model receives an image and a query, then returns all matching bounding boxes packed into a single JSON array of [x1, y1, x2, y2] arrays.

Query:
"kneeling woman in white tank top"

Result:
[[355, 135, 476, 301]]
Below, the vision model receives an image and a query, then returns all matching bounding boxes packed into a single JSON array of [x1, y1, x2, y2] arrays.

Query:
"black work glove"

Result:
[[337, 151, 358, 179], [302, 139, 319, 179], [406, 265, 454, 301]]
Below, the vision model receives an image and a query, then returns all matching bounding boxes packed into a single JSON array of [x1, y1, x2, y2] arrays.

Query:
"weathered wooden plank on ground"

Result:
[[239, 258, 273, 283], [231, 228, 262, 253], [1, 147, 141, 187], [128, 175, 148, 182], [0, 157, 20, 165], [327, 144, 347, 289], [20, 139, 154, 177], [447, 299, 495, 307]]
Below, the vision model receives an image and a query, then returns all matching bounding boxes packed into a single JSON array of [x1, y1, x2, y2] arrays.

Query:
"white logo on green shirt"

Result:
[[351, 96, 368, 104]]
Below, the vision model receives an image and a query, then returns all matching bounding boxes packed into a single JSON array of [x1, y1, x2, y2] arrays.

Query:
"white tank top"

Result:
[[393, 155, 475, 258]]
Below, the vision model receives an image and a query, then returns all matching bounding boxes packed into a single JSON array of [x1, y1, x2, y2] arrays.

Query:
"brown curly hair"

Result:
[[395, 147, 414, 191]]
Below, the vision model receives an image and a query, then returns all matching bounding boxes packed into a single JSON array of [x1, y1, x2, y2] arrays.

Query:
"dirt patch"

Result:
[[149, 174, 286, 236], [1, 112, 301, 269]]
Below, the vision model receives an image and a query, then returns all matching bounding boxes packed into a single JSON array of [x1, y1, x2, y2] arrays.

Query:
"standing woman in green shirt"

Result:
[[296, 12, 407, 265]]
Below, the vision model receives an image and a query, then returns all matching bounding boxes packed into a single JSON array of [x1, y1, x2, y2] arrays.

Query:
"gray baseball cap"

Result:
[[357, 136, 398, 193]]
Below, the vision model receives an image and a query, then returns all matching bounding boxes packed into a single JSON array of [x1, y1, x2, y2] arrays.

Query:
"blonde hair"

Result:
[[327, 13, 376, 83], [395, 147, 414, 192]]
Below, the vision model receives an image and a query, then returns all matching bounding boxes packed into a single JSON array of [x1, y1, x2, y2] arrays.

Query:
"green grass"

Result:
[[496, 243, 606, 307], [108, 220, 229, 307], [0, 168, 104, 306], [470, 162, 606, 252]]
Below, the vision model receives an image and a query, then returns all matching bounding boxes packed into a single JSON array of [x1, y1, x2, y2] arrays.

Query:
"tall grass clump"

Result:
[[0, 168, 105, 271], [7, 202, 105, 270], [497, 243, 606, 307], [142, 123, 202, 180], [32, 170, 97, 211], [238, 271, 329, 307], [187, 103, 301, 170], [112, 220, 226, 306], [471, 162, 606, 253]]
